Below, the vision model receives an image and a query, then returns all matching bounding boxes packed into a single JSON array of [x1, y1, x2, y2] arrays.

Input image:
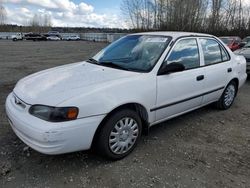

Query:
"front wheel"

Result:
[[96, 109, 142, 160], [216, 81, 237, 110]]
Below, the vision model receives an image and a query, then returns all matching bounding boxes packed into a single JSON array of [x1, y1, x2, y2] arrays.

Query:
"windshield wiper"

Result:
[[87, 58, 144, 72], [87, 58, 99, 64], [99, 61, 130, 71]]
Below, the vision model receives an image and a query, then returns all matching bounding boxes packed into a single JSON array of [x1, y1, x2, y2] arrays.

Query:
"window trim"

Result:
[[157, 35, 232, 76]]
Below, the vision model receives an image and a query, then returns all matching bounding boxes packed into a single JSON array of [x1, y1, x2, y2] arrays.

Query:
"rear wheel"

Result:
[[216, 81, 237, 110], [96, 109, 142, 160]]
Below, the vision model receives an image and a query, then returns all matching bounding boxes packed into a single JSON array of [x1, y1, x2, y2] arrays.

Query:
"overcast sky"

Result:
[[2, 0, 126, 28]]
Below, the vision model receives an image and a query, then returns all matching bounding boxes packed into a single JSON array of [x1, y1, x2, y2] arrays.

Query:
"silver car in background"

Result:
[[235, 41, 250, 74]]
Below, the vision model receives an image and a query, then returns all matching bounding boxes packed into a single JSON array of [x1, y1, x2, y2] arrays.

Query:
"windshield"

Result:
[[244, 41, 250, 48], [91, 35, 171, 72], [242, 37, 250, 43], [220, 38, 233, 45]]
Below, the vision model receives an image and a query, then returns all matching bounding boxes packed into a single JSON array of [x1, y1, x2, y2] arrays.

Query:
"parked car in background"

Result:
[[234, 41, 250, 74], [11, 33, 24, 41], [6, 32, 247, 160], [240, 36, 250, 47], [66, 35, 80, 41], [47, 35, 61, 41], [219, 36, 241, 51], [48, 31, 60, 35], [24, 33, 47, 41]]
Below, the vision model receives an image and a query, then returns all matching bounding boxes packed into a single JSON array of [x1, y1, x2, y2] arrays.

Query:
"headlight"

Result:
[[29, 105, 79, 122]]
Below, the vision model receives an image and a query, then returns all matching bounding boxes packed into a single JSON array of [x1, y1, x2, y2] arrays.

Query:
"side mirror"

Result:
[[158, 62, 185, 75]]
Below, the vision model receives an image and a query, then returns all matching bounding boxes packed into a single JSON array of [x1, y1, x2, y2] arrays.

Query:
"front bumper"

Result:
[[5, 93, 105, 155]]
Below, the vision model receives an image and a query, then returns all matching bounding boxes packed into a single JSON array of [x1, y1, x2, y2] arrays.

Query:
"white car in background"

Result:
[[11, 33, 23, 41], [66, 35, 80, 41], [47, 35, 61, 41], [6, 32, 247, 160]]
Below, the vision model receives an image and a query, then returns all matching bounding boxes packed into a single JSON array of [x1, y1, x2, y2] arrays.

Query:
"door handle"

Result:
[[228, 68, 232, 72], [196, 75, 204, 81]]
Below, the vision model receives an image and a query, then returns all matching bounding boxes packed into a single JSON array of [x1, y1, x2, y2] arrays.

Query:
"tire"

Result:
[[96, 109, 142, 160], [216, 81, 237, 110]]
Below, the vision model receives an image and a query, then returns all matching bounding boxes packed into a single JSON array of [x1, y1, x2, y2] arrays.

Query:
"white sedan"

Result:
[[6, 32, 247, 159], [47, 35, 61, 41], [66, 36, 80, 41]]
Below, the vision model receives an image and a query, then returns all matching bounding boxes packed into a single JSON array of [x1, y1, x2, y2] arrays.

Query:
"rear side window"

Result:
[[221, 47, 230, 61], [200, 38, 229, 65], [167, 38, 200, 69]]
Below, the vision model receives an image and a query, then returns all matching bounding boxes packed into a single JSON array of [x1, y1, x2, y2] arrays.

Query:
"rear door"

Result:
[[198, 38, 232, 104]]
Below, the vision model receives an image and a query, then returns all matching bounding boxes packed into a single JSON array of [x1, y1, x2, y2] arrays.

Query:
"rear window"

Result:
[[200, 38, 229, 65]]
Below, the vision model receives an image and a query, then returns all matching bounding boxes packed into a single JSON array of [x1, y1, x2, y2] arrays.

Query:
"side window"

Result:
[[167, 38, 200, 69], [200, 38, 229, 65], [221, 46, 230, 61]]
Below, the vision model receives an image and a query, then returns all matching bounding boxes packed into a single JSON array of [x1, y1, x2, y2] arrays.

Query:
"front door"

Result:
[[153, 38, 205, 121]]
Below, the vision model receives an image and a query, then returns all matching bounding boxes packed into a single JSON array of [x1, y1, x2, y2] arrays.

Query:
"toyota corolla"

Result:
[[6, 32, 247, 159]]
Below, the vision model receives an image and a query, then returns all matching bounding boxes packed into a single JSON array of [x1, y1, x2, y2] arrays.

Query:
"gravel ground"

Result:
[[0, 40, 250, 188]]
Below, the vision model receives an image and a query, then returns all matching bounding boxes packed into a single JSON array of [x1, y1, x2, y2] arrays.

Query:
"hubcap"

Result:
[[224, 84, 236, 106], [109, 117, 139, 155]]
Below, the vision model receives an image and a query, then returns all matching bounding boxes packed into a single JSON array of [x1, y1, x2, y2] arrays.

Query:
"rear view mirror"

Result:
[[158, 62, 185, 75]]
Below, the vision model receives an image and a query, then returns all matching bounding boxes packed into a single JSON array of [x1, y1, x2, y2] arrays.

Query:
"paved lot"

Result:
[[0, 40, 249, 188]]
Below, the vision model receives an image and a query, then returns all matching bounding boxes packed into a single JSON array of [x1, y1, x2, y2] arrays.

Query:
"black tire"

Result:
[[96, 109, 142, 160], [216, 81, 237, 110]]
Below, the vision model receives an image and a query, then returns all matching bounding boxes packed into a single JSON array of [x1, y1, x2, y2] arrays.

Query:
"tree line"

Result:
[[1, 0, 250, 37], [0, 0, 6, 25], [121, 0, 250, 37]]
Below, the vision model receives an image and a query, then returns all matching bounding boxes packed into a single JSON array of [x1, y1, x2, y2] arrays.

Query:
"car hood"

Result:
[[14, 61, 140, 105], [234, 48, 250, 58]]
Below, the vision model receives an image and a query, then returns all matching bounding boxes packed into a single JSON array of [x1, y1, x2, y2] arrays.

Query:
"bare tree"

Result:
[[43, 13, 52, 27], [121, 0, 156, 30], [28, 13, 52, 33], [121, 0, 250, 36], [30, 14, 40, 27], [0, 1, 7, 25]]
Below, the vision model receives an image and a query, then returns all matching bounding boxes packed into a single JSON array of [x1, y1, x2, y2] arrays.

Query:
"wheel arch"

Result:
[[91, 103, 149, 149], [230, 77, 239, 94]]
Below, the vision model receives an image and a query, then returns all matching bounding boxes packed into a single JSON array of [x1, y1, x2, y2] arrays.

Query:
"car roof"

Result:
[[129, 31, 213, 39], [219, 36, 241, 39]]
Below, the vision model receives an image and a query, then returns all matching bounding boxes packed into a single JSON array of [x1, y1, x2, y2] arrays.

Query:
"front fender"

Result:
[[59, 73, 157, 123]]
